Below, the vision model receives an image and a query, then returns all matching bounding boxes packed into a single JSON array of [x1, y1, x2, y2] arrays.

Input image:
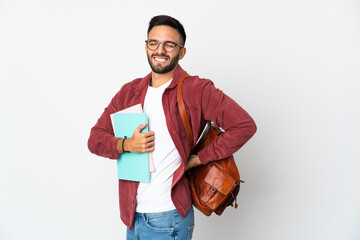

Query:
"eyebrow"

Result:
[[148, 39, 176, 43]]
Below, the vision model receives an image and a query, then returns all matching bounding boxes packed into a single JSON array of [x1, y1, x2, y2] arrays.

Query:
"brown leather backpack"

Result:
[[177, 75, 244, 216]]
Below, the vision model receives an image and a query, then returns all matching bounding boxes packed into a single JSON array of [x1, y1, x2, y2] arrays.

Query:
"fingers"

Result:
[[134, 124, 154, 137], [134, 139, 154, 153], [128, 126, 155, 153], [144, 134, 155, 142], [142, 134, 155, 152], [145, 141, 155, 152], [135, 131, 154, 144]]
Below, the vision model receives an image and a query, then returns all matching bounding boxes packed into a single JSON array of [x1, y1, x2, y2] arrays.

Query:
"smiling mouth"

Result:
[[153, 56, 168, 63]]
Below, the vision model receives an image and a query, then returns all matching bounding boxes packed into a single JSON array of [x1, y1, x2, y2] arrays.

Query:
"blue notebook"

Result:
[[112, 113, 151, 183]]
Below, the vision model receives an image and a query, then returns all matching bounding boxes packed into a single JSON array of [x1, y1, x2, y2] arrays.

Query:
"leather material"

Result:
[[177, 74, 194, 150], [177, 75, 244, 216]]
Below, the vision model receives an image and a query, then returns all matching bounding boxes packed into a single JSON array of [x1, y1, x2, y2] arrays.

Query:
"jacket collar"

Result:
[[167, 65, 189, 90], [133, 65, 189, 93]]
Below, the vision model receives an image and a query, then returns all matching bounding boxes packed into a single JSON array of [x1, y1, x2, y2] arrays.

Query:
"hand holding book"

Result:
[[116, 123, 155, 154], [112, 112, 151, 182]]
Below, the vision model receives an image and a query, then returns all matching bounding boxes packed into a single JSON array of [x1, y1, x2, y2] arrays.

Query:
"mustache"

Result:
[[151, 54, 169, 59]]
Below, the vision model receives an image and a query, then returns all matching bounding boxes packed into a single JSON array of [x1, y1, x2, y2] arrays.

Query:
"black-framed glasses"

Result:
[[145, 39, 184, 52]]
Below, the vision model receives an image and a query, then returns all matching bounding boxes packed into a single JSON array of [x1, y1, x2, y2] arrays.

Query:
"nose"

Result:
[[154, 42, 166, 55]]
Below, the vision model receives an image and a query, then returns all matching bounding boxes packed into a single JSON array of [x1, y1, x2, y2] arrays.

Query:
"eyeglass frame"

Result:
[[145, 39, 184, 52]]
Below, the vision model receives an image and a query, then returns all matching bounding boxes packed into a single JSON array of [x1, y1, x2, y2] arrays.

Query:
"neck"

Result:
[[151, 66, 177, 88]]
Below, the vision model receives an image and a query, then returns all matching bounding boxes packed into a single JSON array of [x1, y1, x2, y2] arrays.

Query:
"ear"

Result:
[[179, 47, 186, 60]]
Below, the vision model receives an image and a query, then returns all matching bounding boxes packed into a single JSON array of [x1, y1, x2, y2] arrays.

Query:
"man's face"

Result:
[[146, 25, 186, 74]]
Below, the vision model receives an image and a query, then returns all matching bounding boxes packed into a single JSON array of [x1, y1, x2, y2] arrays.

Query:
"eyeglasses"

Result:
[[145, 39, 184, 52]]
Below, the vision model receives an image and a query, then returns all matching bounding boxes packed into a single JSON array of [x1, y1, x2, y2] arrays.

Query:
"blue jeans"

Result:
[[126, 207, 194, 240]]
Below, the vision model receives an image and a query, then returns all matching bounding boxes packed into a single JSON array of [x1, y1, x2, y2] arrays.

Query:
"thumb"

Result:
[[135, 123, 147, 133]]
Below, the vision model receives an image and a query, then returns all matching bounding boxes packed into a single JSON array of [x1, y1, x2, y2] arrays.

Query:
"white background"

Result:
[[1, 0, 359, 239]]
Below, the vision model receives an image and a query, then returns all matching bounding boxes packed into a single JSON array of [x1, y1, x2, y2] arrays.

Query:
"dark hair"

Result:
[[147, 15, 186, 45]]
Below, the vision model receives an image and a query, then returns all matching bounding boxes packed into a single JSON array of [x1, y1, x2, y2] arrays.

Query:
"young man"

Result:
[[88, 15, 256, 240]]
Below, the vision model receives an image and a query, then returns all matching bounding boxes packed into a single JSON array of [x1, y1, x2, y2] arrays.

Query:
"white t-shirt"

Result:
[[136, 79, 182, 213]]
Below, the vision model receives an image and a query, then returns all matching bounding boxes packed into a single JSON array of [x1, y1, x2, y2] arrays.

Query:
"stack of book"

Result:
[[111, 104, 154, 183]]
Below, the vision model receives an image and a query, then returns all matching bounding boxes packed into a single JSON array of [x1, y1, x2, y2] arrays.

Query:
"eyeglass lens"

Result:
[[147, 40, 176, 52]]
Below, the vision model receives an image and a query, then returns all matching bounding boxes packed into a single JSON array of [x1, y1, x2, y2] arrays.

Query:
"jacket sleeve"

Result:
[[87, 86, 126, 160], [197, 81, 257, 164]]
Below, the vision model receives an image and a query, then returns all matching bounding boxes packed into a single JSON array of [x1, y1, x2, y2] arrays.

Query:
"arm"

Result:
[[87, 85, 154, 159], [88, 111, 155, 159], [87, 106, 120, 159], [197, 81, 257, 165]]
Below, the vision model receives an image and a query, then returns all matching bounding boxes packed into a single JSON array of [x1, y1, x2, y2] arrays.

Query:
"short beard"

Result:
[[147, 52, 180, 74]]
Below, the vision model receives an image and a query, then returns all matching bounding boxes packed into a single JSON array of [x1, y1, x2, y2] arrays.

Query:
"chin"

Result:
[[151, 64, 173, 74]]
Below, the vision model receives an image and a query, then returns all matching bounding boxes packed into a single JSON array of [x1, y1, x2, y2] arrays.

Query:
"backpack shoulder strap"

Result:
[[177, 75, 194, 151]]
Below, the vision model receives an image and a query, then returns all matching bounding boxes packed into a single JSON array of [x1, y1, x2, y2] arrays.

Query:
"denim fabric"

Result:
[[126, 207, 194, 240]]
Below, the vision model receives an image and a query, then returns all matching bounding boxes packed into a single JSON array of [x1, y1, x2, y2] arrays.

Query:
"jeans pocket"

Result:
[[144, 214, 175, 232]]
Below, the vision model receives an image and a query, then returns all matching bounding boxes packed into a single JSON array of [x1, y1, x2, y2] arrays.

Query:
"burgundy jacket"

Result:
[[88, 65, 256, 229]]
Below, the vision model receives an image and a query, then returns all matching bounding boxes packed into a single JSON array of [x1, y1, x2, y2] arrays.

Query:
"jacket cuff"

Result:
[[109, 137, 120, 159], [197, 148, 213, 165]]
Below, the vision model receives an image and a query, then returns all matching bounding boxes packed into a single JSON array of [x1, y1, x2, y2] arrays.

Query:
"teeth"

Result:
[[155, 57, 166, 63]]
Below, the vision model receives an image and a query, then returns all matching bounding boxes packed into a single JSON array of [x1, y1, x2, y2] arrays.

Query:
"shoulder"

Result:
[[183, 75, 214, 89], [180, 75, 217, 105], [112, 76, 149, 99], [119, 77, 146, 93]]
